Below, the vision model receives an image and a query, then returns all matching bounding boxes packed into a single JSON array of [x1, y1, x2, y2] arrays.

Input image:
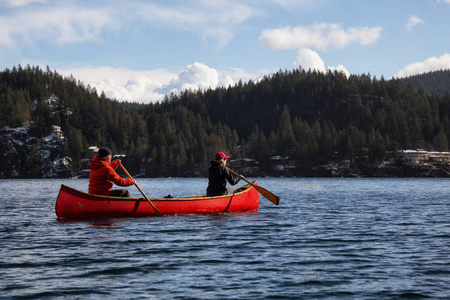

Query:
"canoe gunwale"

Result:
[[59, 181, 256, 202]]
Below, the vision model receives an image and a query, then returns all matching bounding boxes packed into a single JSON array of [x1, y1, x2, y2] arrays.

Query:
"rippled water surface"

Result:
[[1, 178, 449, 299]]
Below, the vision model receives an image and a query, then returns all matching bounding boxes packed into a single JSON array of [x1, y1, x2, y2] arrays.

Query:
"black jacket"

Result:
[[206, 160, 240, 196]]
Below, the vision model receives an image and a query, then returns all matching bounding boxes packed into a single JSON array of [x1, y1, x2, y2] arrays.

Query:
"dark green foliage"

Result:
[[1, 65, 449, 177], [400, 69, 450, 95]]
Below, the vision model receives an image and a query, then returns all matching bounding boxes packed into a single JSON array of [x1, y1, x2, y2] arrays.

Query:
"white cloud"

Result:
[[158, 62, 220, 94], [60, 66, 174, 87], [221, 67, 256, 83], [59, 63, 242, 103], [95, 77, 165, 103], [259, 23, 382, 51], [405, 15, 424, 31], [0, 5, 115, 48], [437, 0, 450, 4], [0, 0, 259, 50], [219, 75, 234, 88], [327, 64, 350, 77], [59, 66, 176, 104], [132, 1, 259, 48], [0, 0, 47, 7], [265, 0, 321, 9], [294, 48, 325, 72], [393, 53, 450, 78], [294, 48, 350, 77]]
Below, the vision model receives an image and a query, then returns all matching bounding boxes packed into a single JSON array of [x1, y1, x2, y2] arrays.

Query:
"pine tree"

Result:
[[433, 128, 449, 151]]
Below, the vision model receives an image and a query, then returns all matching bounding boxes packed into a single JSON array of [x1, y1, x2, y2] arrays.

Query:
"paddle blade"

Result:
[[254, 184, 280, 205], [226, 167, 280, 206]]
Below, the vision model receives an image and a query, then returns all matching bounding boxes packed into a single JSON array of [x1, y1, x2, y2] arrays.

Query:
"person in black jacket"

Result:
[[207, 152, 243, 196]]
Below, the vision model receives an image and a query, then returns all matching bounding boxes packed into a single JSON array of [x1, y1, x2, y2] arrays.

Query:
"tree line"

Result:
[[401, 69, 450, 95], [0, 65, 449, 178]]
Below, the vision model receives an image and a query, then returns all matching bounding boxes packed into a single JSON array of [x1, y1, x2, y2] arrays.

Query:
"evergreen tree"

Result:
[[277, 106, 296, 156], [434, 128, 449, 151]]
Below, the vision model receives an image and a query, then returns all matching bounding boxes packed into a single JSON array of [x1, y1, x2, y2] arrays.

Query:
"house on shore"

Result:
[[398, 149, 450, 166]]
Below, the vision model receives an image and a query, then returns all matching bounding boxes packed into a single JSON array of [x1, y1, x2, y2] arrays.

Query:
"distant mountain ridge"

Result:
[[400, 69, 450, 95]]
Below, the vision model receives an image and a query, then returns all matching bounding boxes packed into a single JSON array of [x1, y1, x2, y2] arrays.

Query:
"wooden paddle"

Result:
[[119, 163, 163, 217], [227, 167, 280, 206]]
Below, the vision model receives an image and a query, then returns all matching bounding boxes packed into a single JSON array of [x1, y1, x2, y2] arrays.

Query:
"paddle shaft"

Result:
[[119, 163, 163, 217], [227, 167, 280, 206]]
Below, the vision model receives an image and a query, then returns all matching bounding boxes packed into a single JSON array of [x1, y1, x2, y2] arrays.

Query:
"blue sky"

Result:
[[1, 0, 450, 103]]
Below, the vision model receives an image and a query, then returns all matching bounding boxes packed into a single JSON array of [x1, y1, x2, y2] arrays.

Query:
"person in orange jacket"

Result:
[[88, 147, 135, 197]]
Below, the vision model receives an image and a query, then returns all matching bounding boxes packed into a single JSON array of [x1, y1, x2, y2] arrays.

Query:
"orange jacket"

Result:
[[88, 156, 134, 195]]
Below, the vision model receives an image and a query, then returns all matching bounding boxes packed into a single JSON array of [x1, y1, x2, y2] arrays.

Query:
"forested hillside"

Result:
[[401, 69, 450, 95], [1, 65, 449, 178]]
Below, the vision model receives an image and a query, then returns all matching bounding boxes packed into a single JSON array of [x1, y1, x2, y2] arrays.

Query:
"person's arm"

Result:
[[223, 166, 241, 185], [111, 160, 119, 170], [106, 165, 135, 187]]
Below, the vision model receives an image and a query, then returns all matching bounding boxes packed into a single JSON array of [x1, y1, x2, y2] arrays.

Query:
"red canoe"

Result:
[[55, 181, 260, 220]]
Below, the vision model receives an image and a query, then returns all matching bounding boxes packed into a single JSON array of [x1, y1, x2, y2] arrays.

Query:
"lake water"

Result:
[[1, 178, 449, 299]]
